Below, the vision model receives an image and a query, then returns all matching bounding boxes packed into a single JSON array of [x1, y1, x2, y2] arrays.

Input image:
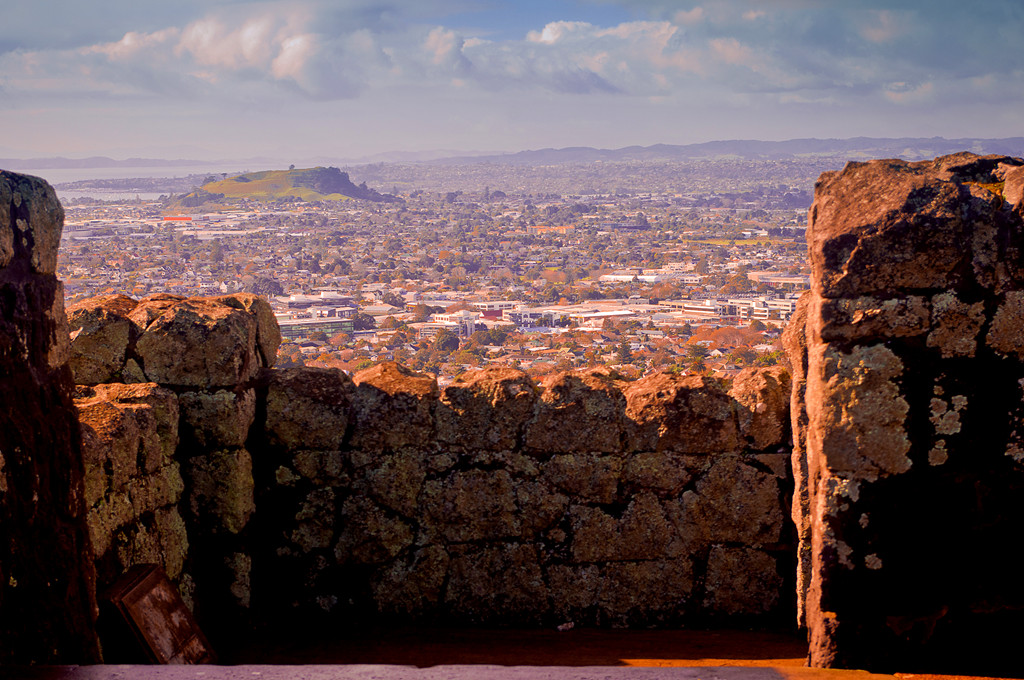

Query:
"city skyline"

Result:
[[2, 0, 1023, 160]]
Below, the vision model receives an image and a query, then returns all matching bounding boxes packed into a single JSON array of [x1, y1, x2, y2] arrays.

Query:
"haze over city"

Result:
[[3, 0, 1023, 161]]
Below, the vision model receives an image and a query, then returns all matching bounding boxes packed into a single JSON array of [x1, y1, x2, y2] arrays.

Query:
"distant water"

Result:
[[6, 165, 235, 184], [1, 165, 247, 202], [57, 190, 169, 202]]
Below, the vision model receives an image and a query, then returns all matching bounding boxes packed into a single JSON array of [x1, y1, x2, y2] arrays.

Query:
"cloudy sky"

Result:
[[2, 0, 1022, 160]]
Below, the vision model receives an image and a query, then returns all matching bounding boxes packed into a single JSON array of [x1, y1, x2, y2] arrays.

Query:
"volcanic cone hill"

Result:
[[174, 166, 399, 208]]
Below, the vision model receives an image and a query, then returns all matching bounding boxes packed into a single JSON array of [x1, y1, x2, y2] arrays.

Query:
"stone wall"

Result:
[[75, 383, 189, 602], [252, 363, 793, 629], [66, 292, 795, 637], [67, 292, 279, 638], [0, 171, 101, 663], [786, 153, 1024, 674]]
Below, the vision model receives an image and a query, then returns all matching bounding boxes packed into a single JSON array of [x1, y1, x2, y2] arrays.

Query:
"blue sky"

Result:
[[1, 0, 1022, 160]]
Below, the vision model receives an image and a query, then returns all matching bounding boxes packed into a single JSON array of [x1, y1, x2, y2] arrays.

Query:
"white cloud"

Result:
[[858, 10, 905, 44], [709, 37, 754, 67], [3, 0, 1024, 158], [90, 28, 179, 60], [424, 27, 464, 65], [526, 21, 593, 44], [882, 80, 934, 104], [674, 7, 704, 26]]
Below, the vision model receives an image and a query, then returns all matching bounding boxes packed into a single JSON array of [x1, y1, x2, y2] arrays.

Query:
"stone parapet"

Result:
[[75, 383, 189, 596], [251, 363, 793, 629], [788, 153, 1024, 674], [67, 287, 794, 634], [0, 171, 100, 663]]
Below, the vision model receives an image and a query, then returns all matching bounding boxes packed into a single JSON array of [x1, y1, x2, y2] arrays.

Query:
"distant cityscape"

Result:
[[56, 158, 817, 384]]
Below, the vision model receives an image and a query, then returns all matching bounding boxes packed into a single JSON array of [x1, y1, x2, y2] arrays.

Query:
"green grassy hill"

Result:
[[173, 166, 397, 208]]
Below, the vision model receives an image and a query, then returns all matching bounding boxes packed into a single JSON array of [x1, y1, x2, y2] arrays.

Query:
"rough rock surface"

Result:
[[247, 361, 793, 629], [790, 153, 1024, 674], [264, 367, 352, 450], [133, 296, 260, 388], [624, 372, 739, 453], [66, 294, 138, 384], [75, 383, 185, 581], [527, 368, 628, 453], [54, 290, 795, 640], [350, 362, 438, 450], [0, 171, 101, 663], [68, 293, 273, 388], [437, 367, 537, 450], [179, 388, 256, 449]]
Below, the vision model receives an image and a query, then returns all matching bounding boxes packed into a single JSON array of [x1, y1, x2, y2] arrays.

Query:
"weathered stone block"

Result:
[[371, 545, 450, 616], [187, 448, 255, 534], [350, 362, 437, 451], [213, 293, 281, 367], [0, 173, 100, 662], [671, 455, 784, 547], [128, 463, 185, 516], [291, 449, 348, 486], [624, 372, 739, 453], [366, 451, 427, 517], [622, 450, 694, 495], [421, 469, 519, 542], [290, 488, 336, 553], [816, 295, 930, 342], [547, 564, 601, 621], [66, 295, 138, 384], [76, 383, 180, 496], [265, 367, 352, 450], [570, 492, 671, 563], [437, 367, 536, 450], [808, 343, 911, 481], [179, 388, 256, 448], [702, 547, 782, 616], [794, 153, 1024, 673], [515, 480, 569, 536], [927, 292, 985, 358], [543, 453, 621, 504], [445, 543, 546, 623], [986, 291, 1024, 359], [598, 559, 693, 625], [526, 369, 627, 454], [132, 295, 260, 388], [809, 158, 999, 297], [335, 495, 414, 564], [0, 171, 64, 274], [730, 366, 791, 451]]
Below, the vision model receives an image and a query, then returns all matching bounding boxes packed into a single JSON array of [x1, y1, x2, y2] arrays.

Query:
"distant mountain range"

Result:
[[426, 137, 1024, 165], [4, 137, 1024, 170]]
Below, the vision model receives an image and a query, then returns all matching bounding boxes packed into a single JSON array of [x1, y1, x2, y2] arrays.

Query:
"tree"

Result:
[[250, 277, 284, 296], [352, 312, 376, 330], [686, 343, 710, 360], [381, 291, 404, 308], [755, 350, 785, 367], [687, 357, 707, 374], [617, 338, 632, 364], [432, 329, 460, 353], [728, 347, 756, 365], [749, 319, 768, 331]]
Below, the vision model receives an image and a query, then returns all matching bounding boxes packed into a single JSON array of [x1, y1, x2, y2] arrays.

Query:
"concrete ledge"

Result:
[[2, 666, 896, 680]]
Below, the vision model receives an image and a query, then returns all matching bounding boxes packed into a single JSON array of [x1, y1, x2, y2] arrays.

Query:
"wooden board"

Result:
[[104, 564, 215, 664]]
